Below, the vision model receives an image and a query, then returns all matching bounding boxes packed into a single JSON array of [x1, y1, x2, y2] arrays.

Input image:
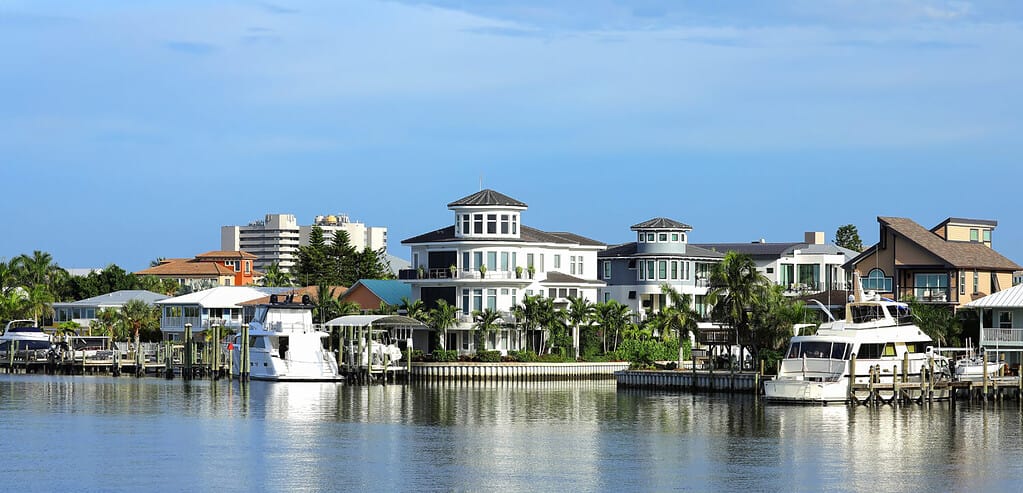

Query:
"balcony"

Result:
[[898, 287, 952, 303], [982, 328, 1023, 345], [398, 269, 531, 281]]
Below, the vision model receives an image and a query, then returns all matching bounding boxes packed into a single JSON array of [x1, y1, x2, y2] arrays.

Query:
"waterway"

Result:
[[2, 374, 1022, 492]]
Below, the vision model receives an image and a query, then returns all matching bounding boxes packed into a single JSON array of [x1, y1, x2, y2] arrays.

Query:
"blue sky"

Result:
[[2, 0, 1022, 271]]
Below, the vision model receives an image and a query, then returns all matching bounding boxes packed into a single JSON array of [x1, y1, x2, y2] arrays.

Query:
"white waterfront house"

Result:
[[156, 286, 293, 341], [963, 284, 1023, 368], [694, 232, 857, 296], [598, 218, 724, 317], [53, 290, 170, 329], [400, 189, 606, 354]]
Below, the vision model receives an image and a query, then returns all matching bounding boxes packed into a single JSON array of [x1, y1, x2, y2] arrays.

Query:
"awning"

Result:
[[324, 315, 431, 330]]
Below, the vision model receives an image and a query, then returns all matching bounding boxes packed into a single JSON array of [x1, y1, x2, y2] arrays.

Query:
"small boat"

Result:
[[229, 294, 342, 381], [0, 320, 52, 356], [952, 350, 1004, 381], [764, 275, 947, 403]]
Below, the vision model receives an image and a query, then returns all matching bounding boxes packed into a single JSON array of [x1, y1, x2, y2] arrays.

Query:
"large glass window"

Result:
[[474, 252, 483, 270], [473, 214, 483, 234], [603, 261, 611, 279], [500, 215, 509, 234], [462, 289, 470, 315], [671, 261, 678, 280], [970, 229, 979, 241], [658, 261, 667, 279], [914, 273, 948, 301], [999, 311, 1013, 329], [461, 215, 469, 235], [646, 260, 655, 280], [501, 252, 509, 271], [462, 252, 470, 272], [487, 252, 497, 270], [487, 289, 497, 310], [473, 289, 483, 311], [780, 264, 794, 287], [798, 264, 819, 289]]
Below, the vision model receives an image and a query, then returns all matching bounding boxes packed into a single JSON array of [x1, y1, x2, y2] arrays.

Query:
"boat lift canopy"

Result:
[[324, 315, 431, 330]]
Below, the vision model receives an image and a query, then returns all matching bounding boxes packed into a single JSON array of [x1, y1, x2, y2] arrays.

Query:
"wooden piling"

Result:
[[240, 323, 250, 382], [982, 351, 989, 400], [849, 355, 857, 400], [183, 323, 193, 381]]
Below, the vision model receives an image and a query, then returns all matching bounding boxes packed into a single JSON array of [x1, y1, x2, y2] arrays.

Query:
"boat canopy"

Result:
[[324, 315, 430, 330]]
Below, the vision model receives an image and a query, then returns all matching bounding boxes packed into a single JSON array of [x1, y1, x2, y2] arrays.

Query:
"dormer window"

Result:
[[638, 233, 644, 242], [647, 233, 655, 242], [658, 233, 668, 242], [487, 214, 497, 234]]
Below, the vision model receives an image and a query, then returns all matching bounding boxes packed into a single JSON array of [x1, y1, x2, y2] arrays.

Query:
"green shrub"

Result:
[[475, 350, 502, 362], [538, 353, 570, 363], [509, 350, 538, 362], [432, 350, 459, 362], [406, 349, 425, 362], [614, 338, 681, 366]]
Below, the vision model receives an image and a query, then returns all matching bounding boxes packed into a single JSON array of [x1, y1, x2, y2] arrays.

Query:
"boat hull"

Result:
[[763, 378, 849, 403]]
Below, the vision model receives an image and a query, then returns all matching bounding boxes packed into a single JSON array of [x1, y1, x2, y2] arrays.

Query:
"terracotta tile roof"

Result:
[[878, 216, 1020, 271], [239, 286, 348, 306], [195, 250, 258, 260], [134, 258, 234, 277]]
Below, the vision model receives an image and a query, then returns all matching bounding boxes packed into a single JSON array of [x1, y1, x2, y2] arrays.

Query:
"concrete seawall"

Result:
[[615, 369, 762, 393], [410, 362, 629, 381]]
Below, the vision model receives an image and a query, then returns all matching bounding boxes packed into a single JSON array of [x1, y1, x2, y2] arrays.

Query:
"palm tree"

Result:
[[0, 290, 28, 325], [594, 300, 632, 353], [24, 285, 54, 326], [314, 284, 342, 324], [428, 299, 458, 350], [0, 259, 16, 294], [654, 283, 700, 342], [567, 297, 595, 359], [706, 251, 770, 361], [399, 297, 427, 322], [472, 308, 502, 353], [120, 299, 160, 343], [13, 251, 65, 290], [259, 262, 293, 287]]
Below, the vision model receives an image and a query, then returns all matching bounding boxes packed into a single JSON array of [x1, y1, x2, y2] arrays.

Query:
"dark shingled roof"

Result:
[[598, 242, 725, 259], [631, 217, 692, 230], [541, 271, 604, 285], [447, 189, 527, 208], [873, 216, 1020, 271], [402, 225, 605, 247], [692, 242, 803, 257]]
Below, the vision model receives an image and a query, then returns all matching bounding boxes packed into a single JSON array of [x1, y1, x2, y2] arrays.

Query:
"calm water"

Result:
[[2, 375, 1022, 492]]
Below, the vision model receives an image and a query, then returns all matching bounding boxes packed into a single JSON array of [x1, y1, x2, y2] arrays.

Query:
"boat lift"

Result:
[[324, 315, 430, 384]]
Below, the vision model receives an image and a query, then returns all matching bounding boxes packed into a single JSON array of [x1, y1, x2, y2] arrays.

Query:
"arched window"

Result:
[[861, 268, 892, 292]]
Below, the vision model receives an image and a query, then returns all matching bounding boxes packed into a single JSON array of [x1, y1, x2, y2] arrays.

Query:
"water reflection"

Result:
[[2, 375, 1023, 492]]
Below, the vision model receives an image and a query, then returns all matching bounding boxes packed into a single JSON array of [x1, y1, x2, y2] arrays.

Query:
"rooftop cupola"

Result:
[[449, 189, 527, 239], [632, 217, 692, 254]]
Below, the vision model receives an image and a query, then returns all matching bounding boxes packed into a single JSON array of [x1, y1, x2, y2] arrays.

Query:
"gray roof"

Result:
[[964, 284, 1023, 308], [599, 242, 725, 259], [631, 217, 692, 231], [541, 271, 605, 285], [402, 225, 604, 247], [447, 189, 527, 208], [939, 217, 998, 228], [875, 217, 1019, 270], [692, 242, 804, 257], [54, 290, 169, 307]]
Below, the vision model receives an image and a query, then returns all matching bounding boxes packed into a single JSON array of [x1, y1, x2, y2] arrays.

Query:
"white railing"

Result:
[[982, 328, 1023, 344]]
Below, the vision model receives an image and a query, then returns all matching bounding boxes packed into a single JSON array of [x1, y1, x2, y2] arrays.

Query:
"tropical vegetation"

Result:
[[292, 226, 394, 287]]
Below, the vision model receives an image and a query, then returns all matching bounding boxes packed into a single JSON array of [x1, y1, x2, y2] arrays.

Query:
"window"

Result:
[[984, 230, 992, 242], [244, 261, 251, 273], [766, 267, 774, 274], [487, 252, 497, 271], [487, 289, 497, 310], [914, 273, 948, 301], [539, 254, 545, 272], [512, 252, 517, 270], [999, 311, 1013, 329], [647, 233, 655, 242], [646, 260, 655, 280], [671, 261, 678, 280], [474, 252, 483, 270], [671, 233, 679, 242], [638, 233, 645, 242], [487, 214, 497, 234], [473, 214, 483, 234], [603, 261, 611, 279], [512, 289, 517, 307], [973, 270, 979, 294], [462, 252, 470, 272], [970, 229, 979, 242], [576, 257, 583, 276], [861, 268, 893, 292], [780, 264, 794, 287], [960, 271, 966, 295], [658, 261, 667, 279], [501, 252, 509, 271], [462, 215, 470, 235], [512, 215, 518, 234], [604, 292, 610, 302], [659, 233, 668, 242], [527, 254, 534, 268], [413, 253, 419, 269], [473, 289, 483, 311], [683, 261, 690, 280], [569, 256, 576, 275], [501, 215, 509, 234], [555, 255, 562, 269]]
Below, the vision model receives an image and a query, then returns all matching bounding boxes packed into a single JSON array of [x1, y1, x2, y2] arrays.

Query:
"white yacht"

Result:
[[229, 295, 342, 381], [764, 281, 945, 403], [0, 320, 52, 355]]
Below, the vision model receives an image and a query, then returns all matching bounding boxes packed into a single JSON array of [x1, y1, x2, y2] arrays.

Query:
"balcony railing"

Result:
[[398, 269, 529, 281], [898, 287, 952, 303], [982, 328, 1023, 344]]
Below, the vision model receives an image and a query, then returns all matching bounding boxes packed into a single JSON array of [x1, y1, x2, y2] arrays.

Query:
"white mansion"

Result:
[[401, 189, 605, 353]]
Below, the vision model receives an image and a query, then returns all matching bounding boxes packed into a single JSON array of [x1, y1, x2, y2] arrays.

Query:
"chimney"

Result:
[[805, 231, 824, 245]]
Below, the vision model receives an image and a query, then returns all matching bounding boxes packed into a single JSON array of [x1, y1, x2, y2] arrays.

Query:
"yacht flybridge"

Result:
[[764, 277, 946, 402], [229, 295, 342, 381]]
